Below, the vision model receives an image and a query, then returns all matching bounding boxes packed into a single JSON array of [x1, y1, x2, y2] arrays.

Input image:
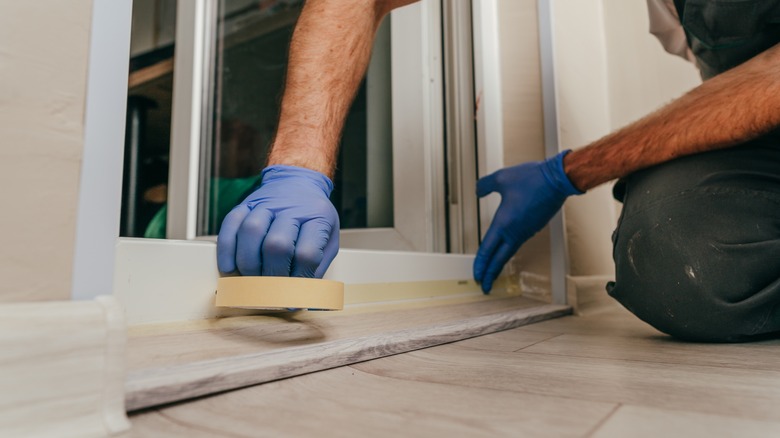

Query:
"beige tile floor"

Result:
[[128, 301, 780, 437]]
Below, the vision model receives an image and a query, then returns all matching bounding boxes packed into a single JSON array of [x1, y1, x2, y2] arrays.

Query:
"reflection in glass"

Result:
[[199, 0, 393, 236], [122, 0, 176, 238]]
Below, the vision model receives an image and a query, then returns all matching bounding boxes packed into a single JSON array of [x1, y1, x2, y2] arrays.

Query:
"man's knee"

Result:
[[608, 280, 763, 342], [608, 194, 780, 342], [607, 147, 780, 342]]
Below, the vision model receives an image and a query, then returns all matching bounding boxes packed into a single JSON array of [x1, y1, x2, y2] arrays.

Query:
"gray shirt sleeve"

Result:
[[647, 0, 696, 64]]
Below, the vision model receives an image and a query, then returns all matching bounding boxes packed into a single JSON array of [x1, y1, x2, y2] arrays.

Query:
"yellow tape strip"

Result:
[[216, 276, 345, 310], [344, 276, 516, 305]]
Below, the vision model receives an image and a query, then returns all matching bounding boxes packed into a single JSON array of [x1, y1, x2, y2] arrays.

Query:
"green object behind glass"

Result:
[[144, 175, 263, 238]]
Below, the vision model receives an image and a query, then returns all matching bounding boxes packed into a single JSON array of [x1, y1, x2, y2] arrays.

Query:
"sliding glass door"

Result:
[[123, 0, 459, 253]]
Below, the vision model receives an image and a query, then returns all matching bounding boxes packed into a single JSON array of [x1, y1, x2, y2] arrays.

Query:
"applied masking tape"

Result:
[[216, 276, 344, 310]]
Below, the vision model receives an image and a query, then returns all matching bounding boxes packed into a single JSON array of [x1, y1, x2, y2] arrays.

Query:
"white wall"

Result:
[[551, 0, 616, 280], [551, 0, 700, 283], [0, 1, 93, 302], [602, 0, 701, 130], [499, 0, 545, 166]]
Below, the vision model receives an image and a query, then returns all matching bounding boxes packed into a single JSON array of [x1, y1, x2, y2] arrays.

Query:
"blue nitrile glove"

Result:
[[474, 150, 582, 293], [217, 165, 339, 278]]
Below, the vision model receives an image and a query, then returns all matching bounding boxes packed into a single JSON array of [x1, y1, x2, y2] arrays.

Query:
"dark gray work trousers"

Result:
[[607, 135, 780, 342]]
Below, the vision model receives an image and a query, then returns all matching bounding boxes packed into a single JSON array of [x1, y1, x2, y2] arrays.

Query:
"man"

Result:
[[217, 0, 780, 342]]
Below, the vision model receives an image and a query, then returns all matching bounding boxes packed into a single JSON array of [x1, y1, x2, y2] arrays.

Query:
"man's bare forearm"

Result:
[[268, 0, 417, 179], [564, 42, 780, 191]]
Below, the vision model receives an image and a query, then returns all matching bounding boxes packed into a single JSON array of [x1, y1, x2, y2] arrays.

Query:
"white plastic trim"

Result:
[[472, 0, 505, 238], [166, 0, 213, 240], [390, 1, 447, 252], [538, 0, 569, 305], [113, 238, 475, 326], [71, 0, 133, 300]]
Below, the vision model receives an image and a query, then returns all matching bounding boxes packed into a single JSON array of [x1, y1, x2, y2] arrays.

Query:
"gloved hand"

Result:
[[474, 150, 582, 293], [217, 165, 339, 278]]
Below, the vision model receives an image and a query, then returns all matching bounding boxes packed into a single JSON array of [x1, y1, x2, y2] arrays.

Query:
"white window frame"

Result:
[[167, 0, 448, 253], [472, 0, 568, 305], [340, 1, 448, 252], [71, 0, 133, 301], [443, 0, 480, 255], [73, 0, 568, 321], [537, 0, 569, 306]]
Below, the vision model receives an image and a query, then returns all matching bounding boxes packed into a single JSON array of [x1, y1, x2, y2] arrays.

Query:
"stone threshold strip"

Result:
[[125, 303, 571, 411]]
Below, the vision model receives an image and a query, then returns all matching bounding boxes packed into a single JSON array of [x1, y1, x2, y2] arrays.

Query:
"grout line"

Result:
[[154, 410, 248, 438], [351, 359, 630, 408], [585, 403, 622, 438], [512, 333, 563, 352], [511, 349, 780, 374]]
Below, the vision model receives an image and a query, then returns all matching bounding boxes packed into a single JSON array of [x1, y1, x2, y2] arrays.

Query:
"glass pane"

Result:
[[122, 0, 176, 238], [199, 0, 393, 236]]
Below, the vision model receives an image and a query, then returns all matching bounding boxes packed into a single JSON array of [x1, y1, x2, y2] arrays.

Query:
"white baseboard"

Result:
[[0, 297, 129, 437], [566, 274, 617, 315]]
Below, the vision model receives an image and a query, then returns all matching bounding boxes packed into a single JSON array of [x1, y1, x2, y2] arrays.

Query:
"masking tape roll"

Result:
[[216, 276, 344, 311]]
